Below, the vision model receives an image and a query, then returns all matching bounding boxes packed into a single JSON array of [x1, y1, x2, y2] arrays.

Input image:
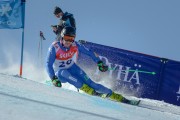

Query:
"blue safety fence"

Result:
[[77, 41, 180, 106]]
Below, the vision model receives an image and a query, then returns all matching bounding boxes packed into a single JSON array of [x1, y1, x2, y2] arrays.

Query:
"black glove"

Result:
[[51, 25, 63, 35], [97, 61, 108, 72], [56, 25, 63, 34], [52, 76, 62, 87]]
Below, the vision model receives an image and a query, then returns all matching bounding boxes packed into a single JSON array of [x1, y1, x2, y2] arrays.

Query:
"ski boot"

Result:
[[109, 92, 124, 102], [105, 92, 140, 105], [80, 84, 105, 97], [80, 84, 95, 95]]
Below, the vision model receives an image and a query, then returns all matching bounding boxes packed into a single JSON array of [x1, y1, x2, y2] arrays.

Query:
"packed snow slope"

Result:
[[0, 73, 180, 120]]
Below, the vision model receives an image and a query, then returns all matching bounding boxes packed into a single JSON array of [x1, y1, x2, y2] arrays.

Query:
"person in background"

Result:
[[51, 6, 76, 40]]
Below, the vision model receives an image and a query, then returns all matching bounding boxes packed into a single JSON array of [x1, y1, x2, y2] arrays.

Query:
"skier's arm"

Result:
[[76, 42, 100, 63], [46, 45, 56, 79], [76, 42, 108, 72]]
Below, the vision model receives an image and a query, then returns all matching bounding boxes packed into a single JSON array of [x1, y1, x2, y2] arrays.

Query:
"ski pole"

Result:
[[108, 68, 156, 75]]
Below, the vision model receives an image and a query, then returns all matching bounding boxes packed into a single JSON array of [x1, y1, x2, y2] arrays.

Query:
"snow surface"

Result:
[[0, 73, 180, 120]]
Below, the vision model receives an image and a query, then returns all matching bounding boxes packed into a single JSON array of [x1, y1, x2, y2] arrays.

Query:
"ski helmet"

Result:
[[54, 6, 62, 15], [61, 26, 76, 37]]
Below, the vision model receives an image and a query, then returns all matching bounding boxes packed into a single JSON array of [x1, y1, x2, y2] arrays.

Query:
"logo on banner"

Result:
[[0, 0, 24, 29], [176, 85, 180, 101], [0, 2, 13, 25], [94, 56, 143, 93], [96, 56, 141, 83], [0, 2, 12, 17]]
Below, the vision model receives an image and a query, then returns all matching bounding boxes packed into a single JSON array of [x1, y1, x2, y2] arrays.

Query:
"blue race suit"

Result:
[[46, 41, 112, 94]]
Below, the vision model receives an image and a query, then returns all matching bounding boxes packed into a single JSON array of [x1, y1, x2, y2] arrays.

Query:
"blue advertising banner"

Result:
[[78, 41, 180, 106], [0, 0, 25, 29]]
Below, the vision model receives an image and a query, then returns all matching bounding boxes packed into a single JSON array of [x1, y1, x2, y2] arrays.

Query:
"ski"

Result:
[[127, 100, 141, 106]]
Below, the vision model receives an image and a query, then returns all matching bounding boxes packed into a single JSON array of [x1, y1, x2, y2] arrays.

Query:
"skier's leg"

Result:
[[58, 65, 138, 104], [56, 69, 95, 95], [69, 64, 132, 102], [70, 64, 112, 95], [56, 69, 83, 88]]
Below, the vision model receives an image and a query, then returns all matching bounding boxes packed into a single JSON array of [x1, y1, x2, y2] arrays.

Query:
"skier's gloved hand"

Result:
[[97, 61, 108, 72], [52, 76, 62, 87]]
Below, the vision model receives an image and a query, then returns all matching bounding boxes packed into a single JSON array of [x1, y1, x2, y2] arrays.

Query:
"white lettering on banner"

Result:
[[59, 51, 74, 59], [116, 82, 140, 93], [177, 96, 180, 101], [96, 56, 141, 85], [128, 71, 140, 84], [176, 85, 180, 101], [0, 3, 12, 17], [176, 86, 180, 94]]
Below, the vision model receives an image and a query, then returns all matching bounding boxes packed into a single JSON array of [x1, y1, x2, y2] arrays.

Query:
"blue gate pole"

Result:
[[19, 28, 25, 77], [19, 0, 26, 77]]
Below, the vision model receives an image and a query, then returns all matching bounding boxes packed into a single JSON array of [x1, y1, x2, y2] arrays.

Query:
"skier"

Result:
[[46, 26, 140, 105], [52, 6, 76, 40]]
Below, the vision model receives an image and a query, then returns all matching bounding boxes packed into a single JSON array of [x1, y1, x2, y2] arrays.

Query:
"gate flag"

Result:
[[0, 0, 25, 29]]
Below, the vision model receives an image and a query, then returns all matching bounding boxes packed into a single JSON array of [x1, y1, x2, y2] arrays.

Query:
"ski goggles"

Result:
[[63, 35, 75, 42]]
